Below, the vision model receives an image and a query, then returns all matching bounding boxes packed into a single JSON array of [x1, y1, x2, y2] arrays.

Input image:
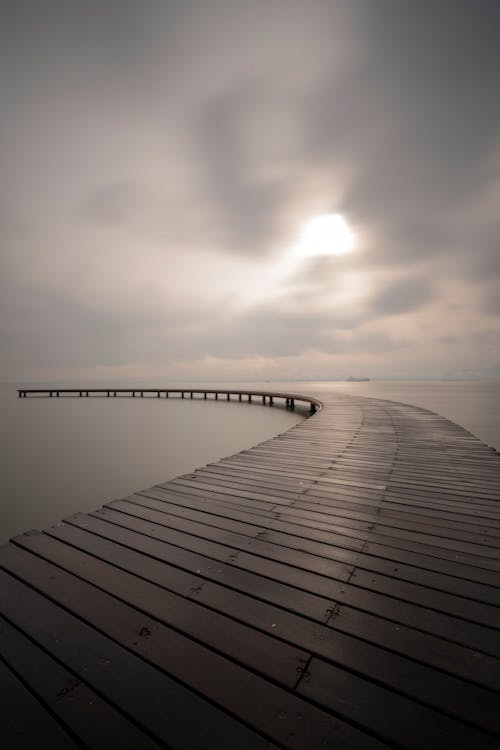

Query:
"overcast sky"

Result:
[[1, 0, 499, 382]]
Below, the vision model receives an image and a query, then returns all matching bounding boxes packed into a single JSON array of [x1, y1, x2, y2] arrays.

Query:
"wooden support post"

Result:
[[166, 391, 169, 398], [157, 391, 160, 397], [204, 392, 207, 399], [262, 395, 266, 404], [227, 393, 230, 401], [56, 391, 59, 397], [290, 398, 295, 410], [140, 391, 143, 397], [215, 393, 218, 400], [181, 392, 184, 398], [190, 392, 193, 399], [248, 394, 252, 402], [269, 396, 273, 406], [238, 394, 242, 401]]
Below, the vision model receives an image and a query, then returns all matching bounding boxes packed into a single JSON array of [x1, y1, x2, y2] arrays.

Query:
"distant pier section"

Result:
[[17, 387, 321, 413]]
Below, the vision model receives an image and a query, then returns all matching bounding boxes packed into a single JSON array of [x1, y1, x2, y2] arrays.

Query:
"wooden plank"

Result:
[[0, 548, 386, 750], [200, 464, 500, 543], [59, 513, 333, 621], [296, 658, 498, 750], [178, 471, 500, 573], [26, 525, 500, 736], [116, 494, 500, 624], [0, 655, 79, 750], [6, 541, 497, 746], [168, 479, 500, 576], [141, 485, 500, 592], [85, 507, 500, 668], [0, 616, 163, 749], [0, 567, 272, 750], [12, 530, 310, 689], [193, 468, 500, 524], [107, 497, 356, 583], [148, 484, 500, 559], [57, 513, 500, 681]]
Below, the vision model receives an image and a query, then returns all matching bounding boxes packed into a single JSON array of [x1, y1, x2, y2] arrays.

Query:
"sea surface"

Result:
[[1, 380, 499, 543]]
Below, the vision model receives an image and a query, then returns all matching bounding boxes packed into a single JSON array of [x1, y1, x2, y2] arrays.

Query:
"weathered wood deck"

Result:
[[2, 389, 500, 749]]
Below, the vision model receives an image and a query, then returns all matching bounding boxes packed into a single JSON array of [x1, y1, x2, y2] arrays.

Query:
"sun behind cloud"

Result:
[[296, 213, 355, 257]]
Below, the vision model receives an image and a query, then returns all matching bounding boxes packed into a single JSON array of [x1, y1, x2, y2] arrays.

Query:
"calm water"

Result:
[[0, 386, 304, 543], [1, 380, 499, 543]]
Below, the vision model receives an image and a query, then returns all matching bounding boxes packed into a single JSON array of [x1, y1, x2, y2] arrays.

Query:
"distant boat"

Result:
[[345, 376, 370, 382]]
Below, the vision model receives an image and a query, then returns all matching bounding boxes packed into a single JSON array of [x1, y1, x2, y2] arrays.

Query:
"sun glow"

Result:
[[296, 213, 355, 257]]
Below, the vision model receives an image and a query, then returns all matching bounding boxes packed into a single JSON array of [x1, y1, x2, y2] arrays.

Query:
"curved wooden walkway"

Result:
[[1, 390, 500, 749]]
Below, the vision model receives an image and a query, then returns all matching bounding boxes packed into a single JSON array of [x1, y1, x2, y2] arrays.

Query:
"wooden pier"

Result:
[[2, 388, 500, 749], [16, 387, 320, 414]]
